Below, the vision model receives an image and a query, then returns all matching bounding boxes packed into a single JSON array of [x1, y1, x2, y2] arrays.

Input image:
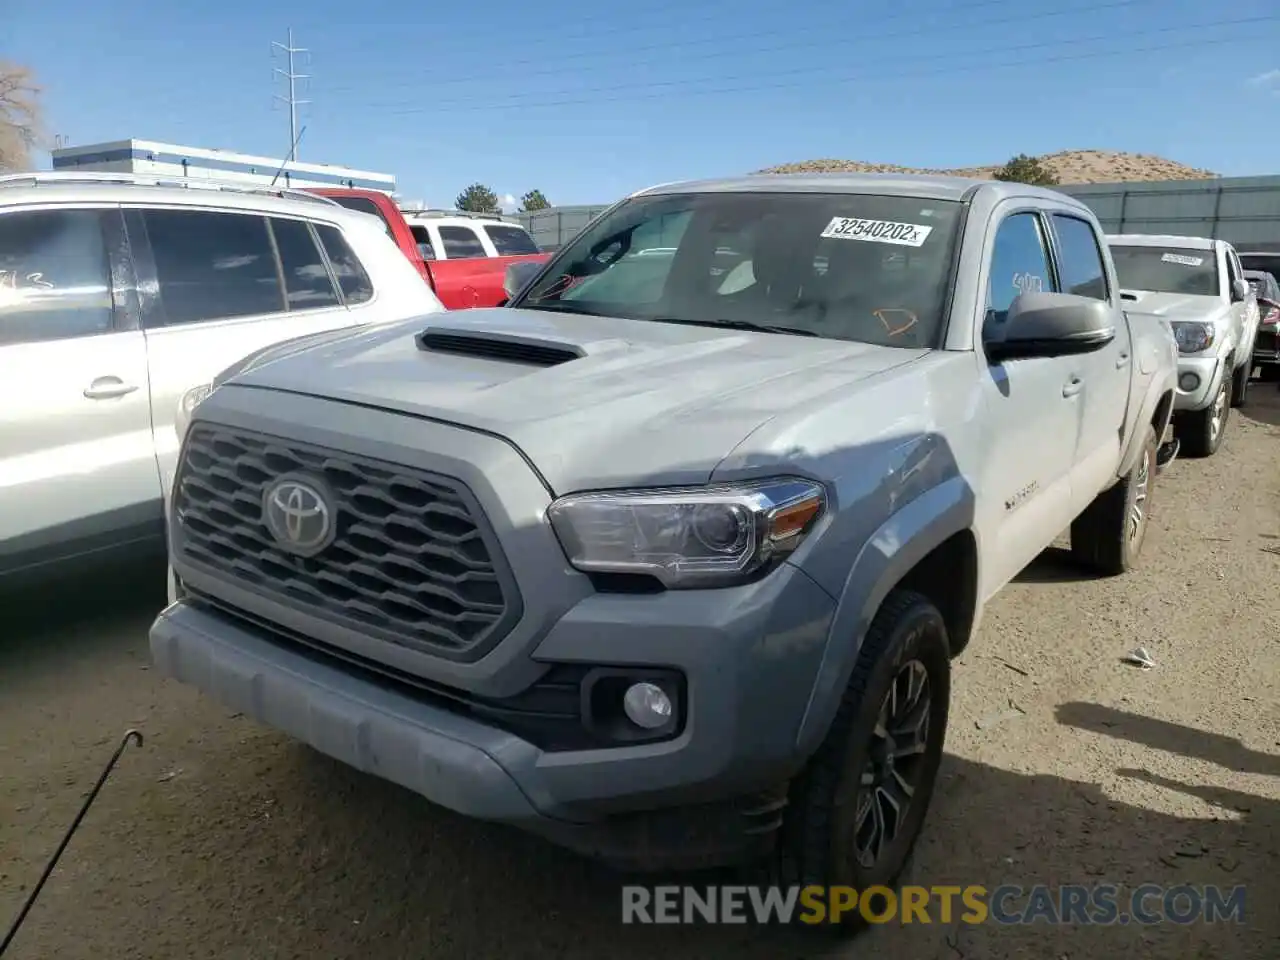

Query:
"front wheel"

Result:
[[1178, 375, 1230, 458], [773, 590, 950, 932]]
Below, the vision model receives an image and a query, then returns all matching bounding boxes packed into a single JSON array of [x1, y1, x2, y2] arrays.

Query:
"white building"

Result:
[[49, 138, 396, 193]]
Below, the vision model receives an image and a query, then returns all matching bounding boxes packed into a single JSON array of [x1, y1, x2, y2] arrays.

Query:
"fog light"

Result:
[[622, 682, 673, 730], [1179, 372, 1200, 392]]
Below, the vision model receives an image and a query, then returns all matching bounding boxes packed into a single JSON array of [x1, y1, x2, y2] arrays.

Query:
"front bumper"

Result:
[[1173, 355, 1226, 411], [151, 556, 837, 867]]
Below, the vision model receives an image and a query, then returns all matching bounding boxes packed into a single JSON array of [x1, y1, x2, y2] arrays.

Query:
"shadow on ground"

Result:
[[2, 700, 1274, 959]]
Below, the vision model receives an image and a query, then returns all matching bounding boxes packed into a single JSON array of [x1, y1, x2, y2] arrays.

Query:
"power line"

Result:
[[327, 0, 1154, 107], [333, 18, 1273, 118], [316, 0, 1052, 95], [272, 28, 310, 162]]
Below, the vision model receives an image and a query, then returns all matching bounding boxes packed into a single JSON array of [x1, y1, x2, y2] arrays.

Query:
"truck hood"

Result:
[[1120, 290, 1228, 323], [225, 307, 925, 493]]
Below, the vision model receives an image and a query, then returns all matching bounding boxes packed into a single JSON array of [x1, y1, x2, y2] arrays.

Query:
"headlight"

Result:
[[547, 477, 826, 588], [1170, 321, 1215, 354], [174, 383, 213, 442]]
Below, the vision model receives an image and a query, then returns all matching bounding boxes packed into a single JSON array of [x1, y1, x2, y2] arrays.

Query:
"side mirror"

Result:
[[1230, 278, 1250, 302], [985, 292, 1116, 362], [503, 260, 544, 300]]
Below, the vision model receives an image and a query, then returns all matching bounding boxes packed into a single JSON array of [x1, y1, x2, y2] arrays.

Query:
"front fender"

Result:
[[793, 475, 976, 756], [1119, 374, 1174, 478]]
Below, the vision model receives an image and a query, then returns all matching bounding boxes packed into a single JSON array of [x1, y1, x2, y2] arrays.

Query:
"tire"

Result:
[[1070, 423, 1156, 576], [1177, 375, 1230, 458], [1260, 364, 1280, 383], [1230, 357, 1250, 408], [771, 590, 950, 933]]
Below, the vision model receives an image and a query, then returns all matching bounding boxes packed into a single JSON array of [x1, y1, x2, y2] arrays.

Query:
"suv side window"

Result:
[[409, 225, 437, 261], [1050, 214, 1108, 301], [986, 212, 1057, 323], [316, 224, 374, 305], [0, 209, 114, 346], [438, 225, 486, 259], [144, 210, 284, 325], [269, 217, 340, 310]]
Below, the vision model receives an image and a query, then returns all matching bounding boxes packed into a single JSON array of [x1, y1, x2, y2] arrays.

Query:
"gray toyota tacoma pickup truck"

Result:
[[151, 174, 1177, 913]]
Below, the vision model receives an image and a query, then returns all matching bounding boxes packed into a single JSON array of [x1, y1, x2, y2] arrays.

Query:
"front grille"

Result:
[[174, 424, 517, 660]]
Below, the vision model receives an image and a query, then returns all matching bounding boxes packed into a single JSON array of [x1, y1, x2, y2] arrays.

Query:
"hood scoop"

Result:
[[415, 326, 585, 367]]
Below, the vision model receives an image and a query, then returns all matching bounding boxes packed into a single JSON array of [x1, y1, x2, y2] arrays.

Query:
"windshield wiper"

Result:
[[645, 317, 820, 337]]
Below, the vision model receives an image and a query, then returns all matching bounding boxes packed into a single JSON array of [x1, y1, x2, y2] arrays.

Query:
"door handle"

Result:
[[1062, 376, 1084, 398], [84, 377, 140, 400], [1116, 352, 1131, 368]]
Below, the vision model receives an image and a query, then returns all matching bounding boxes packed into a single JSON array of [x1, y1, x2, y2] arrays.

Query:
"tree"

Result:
[[455, 182, 499, 213], [0, 62, 42, 172], [992, 153, 1059, 187], [519, 189, 550, 212]]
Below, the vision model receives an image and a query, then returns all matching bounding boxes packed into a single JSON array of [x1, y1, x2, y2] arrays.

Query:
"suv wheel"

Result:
[[773, 590, 950, 932], [1070, 423, 1155, 575], [1179, 376, 1230, 458], [1230, 359, 1250, 408]]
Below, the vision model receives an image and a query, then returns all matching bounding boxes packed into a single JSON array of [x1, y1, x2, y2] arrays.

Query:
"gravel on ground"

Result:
[[3, 391, 1278, 960]]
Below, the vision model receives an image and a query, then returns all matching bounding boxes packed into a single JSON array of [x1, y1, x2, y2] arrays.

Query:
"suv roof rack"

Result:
[[0, 171, 341, 206], [399, 207, 507, 222]]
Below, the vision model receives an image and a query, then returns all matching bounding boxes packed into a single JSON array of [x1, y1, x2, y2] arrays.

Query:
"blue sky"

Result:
[[4, 0, 1279, 208]]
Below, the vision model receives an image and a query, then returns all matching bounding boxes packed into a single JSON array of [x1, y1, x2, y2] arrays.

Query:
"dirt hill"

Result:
[[756, 149, 1218, 184]]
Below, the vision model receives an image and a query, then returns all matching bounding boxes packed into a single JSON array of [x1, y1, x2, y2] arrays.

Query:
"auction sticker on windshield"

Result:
[[1161, 253, 1205, 266], [821, 217, 934, 247]]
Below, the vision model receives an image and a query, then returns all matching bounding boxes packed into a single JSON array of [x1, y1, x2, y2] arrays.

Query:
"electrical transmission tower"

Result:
[[272, 28, 310, 162]]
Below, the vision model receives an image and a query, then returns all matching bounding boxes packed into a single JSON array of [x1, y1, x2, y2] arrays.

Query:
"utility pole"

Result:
[[272, 28, 310, 162]]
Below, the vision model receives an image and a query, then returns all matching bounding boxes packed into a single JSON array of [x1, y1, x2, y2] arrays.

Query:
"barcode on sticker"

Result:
[[821, 217, 933, 247], [1161, 253, 1204, 267]]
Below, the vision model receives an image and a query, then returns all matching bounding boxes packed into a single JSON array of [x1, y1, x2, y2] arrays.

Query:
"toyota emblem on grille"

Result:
[[262, 476, 335, 556]]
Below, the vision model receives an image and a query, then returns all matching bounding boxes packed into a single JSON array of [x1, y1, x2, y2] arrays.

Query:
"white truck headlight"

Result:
[[547, 478, 826, 588], [174, 383, 213, 442], [1170, 321, 1214, 354]]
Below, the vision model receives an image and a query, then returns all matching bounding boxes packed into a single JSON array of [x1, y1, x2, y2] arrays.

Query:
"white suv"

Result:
[[0, 172, 444, 584]]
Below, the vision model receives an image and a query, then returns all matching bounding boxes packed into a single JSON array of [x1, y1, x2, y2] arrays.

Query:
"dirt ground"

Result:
[[2, 391, 1278, 960]]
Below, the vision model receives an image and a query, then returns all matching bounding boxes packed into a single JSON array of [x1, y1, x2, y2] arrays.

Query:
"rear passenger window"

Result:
[[270, 218, 340, 310], [0, 209, 113, 346], [145, 210, 284, 325], [484, 225, 540, 256], [1051, 215, 1108, 301], [316, 225, 374, 304], [987, 213, 1056, 322], [438, 226, 486, 259]]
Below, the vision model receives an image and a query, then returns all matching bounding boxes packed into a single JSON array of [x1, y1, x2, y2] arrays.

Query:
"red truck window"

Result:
[[326, 195, 395, 237], [484, 224, 540, 256], [438, 225, 486, 259]]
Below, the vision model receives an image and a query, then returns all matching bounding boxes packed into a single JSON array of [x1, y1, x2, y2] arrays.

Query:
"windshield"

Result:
[[513, 191, 964, 348], [1109, 245, 1219, 297]]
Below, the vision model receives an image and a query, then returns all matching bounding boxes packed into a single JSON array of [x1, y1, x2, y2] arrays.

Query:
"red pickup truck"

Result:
[[307, 188, 550, 309]]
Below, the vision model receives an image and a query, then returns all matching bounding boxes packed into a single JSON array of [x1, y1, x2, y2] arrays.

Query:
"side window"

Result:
[[484, 225, 540, 256], [1050, 215, 1108, 301], [0, 209, 113, 346], [144, 210, 284, 325], [316, 225, 374, 305], [269, 218, 340, 310], [409, 225, 437, 261], [438, 226, 487, 259], [986, 212, 1056, 322]]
